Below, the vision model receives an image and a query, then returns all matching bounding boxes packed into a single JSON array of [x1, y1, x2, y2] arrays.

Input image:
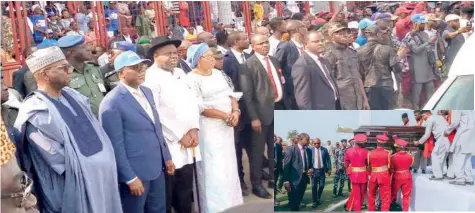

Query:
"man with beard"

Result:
[[443, 14, 471, 70], [57, 35, 106, 116], [357, 25, 403, 110], [407, 14, 437, 109], [324, 23, 369, 110], [14, 46, 123, 213]]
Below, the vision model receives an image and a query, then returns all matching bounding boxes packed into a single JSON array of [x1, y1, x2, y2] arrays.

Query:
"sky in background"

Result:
[[275, 110, 417, 142]]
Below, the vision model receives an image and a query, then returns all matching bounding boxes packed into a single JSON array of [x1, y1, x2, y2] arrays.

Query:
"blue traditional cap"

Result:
[[358, 18, 375, 30], [37, 39, 58, 49], [411, 14, 427, 24], [114, 51, 150, 72], [187, 43, 210, 69], [110, 41, 137, 52], [57, 35, 85, 48]]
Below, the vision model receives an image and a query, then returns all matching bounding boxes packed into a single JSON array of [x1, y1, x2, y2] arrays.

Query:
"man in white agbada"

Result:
[[444, 110, 475, 186], [14, 46, 122, 213], [415, 110, 450, 181]]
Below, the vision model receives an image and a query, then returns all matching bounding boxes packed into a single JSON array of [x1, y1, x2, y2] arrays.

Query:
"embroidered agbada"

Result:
[[14, 87, 122, 213]]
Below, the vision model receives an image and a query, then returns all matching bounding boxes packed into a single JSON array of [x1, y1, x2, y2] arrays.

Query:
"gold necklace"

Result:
[[194, 68, 212, 76]]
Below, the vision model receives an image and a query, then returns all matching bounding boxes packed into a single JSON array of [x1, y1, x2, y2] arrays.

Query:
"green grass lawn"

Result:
[[274, 175, 351, 212]]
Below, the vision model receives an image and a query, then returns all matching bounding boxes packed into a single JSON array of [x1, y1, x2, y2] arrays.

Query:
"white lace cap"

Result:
[[26, 46, 66, 74]]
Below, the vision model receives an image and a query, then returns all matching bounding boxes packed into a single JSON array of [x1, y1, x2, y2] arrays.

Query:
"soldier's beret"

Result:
[[57, 35, 85, 49], [376, 134, 389, 143], [354, 134, 367, 143], [395, 139, 408, 147]]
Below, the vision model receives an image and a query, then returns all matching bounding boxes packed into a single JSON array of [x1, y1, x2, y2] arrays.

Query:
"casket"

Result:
[[353, 125, 426, 152]]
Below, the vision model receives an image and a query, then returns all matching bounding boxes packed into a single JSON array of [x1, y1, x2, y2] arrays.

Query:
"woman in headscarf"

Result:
[[185, 43, 243, 213]]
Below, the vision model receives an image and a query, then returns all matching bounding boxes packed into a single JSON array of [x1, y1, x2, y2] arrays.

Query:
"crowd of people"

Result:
[[274, 110, 474, 212]]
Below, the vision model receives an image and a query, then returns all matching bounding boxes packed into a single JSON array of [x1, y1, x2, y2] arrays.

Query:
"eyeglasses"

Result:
[[201, 55, 215, 60], [127, 63, 148, 72], [1, 172, 33, 208], [43, 64, 72, 73]]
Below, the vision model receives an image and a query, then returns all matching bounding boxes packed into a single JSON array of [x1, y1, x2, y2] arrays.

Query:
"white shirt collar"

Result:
[[254, 52, 268, 60], [121, 81, 142, 95], [305, 50, 321, 61]]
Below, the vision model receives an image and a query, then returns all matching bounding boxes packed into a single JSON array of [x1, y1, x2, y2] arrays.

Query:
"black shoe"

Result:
[[421, 169, 426, 174], [338, 192, 345, 196], [262, 170, 272, 181], [267, 181, 274, 189], [429, 177, 443, 181], [332, 194, 338, 198], [240, 181, 248, 191], [412, 169, 418, 173], [466, 181, 474, 185], [444, 176, 455, 180], [252, 185, 272, 199], [449, 181, 466, 186]]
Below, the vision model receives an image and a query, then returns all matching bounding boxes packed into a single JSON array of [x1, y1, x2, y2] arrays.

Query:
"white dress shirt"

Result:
[[143, 64, 202, 169], [305, 51, 338, 100], [269, 35, 280, 56], [121, 82, 154, 122], [231, 48, 246, 64], [313, 147, 324, 169], [217, 45, 228, 55], [254, 52, 283, 102], [291, 38, 304, 56]]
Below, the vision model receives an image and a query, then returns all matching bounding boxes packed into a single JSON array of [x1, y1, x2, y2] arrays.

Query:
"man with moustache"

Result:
[[324, 23, 369, 110], [99, 50, 174, 213], [407, 14, 437, 110], [292, 31, 339, 110], [357, 25, 403, 110], [239, 34, 290, 199], [14, 46, 123, 213]]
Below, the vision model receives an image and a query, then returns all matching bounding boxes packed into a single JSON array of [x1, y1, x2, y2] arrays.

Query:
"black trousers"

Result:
[[365, 87, 395, 110], [250, 121, 275, 187], [165, 164, 194, 213], [311, 168, 326, 203], [288, 176, 309, 211], [235, 124, 252, 183]]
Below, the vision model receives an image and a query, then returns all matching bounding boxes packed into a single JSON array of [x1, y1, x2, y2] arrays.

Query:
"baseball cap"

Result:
[[445, 14, 461, 22], [114, 51, 150, 72], [411, 14, 427, 23], [328, 23, 349, 35], [358, 18, 375, 30]]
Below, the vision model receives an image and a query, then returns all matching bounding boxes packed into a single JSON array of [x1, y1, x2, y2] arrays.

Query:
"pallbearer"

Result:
[[368, 134, 391, 211], [390, 139, 414, 212], [344, 134, 369, 212]]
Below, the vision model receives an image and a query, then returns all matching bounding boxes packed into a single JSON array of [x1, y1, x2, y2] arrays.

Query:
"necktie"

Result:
[[303, 147, 307, 171], [241, 53, 246, 63], [317, 148, 322, 168], [264, 56, 278, 100]]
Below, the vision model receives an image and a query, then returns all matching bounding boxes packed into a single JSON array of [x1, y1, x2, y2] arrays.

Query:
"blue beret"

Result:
[[57, 35, 85, 48], [111, 41, 137, 52], [37, 40, 58, 49]]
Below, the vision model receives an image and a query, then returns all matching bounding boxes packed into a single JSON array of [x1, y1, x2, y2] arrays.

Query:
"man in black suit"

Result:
[[239, 34, 290, 199], [177, 40, 192, 73], [283, 133, 313, 211], [274, 135, 283, 206], [292, 31, 341, 110], [223, 31, 253, 195], [275, 20, 308, 110], [12, 47, 36, 98], [309, 138, 332, 207]]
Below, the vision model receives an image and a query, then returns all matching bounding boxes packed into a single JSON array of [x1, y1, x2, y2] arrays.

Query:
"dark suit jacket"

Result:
[[283, 145, 313, 186], [239, 54, 289, 125], [275, 41, 300, 99], [99, 84, 172, 183], [12, 66, 30, 98], [179, 59, 192, 73], [292, 54, 339, 110], [275, 143, 283, 171], [223, 50, 251, 91], [309, 146, 332, 174]]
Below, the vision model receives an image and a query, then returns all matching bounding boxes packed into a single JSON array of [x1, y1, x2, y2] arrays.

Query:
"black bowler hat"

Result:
[[147, 36, 182, 59]]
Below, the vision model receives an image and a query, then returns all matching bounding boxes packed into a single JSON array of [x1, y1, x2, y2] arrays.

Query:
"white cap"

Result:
[[26, 46, 66, 74], [445, 14, 461, 22], [348, 21, 359, 29]]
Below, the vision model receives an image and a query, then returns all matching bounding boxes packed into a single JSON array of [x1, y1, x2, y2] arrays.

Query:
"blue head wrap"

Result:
[[187, 43, 210, 69]]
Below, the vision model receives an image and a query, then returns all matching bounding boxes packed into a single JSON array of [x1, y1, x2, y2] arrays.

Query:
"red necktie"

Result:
[[265, 56, 278, 100]]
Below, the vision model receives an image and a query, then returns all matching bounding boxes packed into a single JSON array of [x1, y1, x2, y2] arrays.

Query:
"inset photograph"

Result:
[[274, 110, 475, 212]]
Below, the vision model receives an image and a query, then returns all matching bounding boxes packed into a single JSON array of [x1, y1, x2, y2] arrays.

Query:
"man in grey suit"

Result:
[[239, 34, 290, 199], [415, 110, 450, 180], [282, 133, 313, 211], [444, 111, 475, 186], [292, 31, 340, 110]]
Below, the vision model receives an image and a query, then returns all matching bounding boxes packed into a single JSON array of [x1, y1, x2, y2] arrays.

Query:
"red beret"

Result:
[[354, 134, 367, 143], [395, 139, 408, 147], [376, 134, 389, 143]]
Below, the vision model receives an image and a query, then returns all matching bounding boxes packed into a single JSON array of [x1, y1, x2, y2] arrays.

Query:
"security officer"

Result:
[[101, 41, 138, 92], [390, 138, 414, 212], [344, 134, 369, 212], [57, 35, 106, 116], [333, 140, 348, 197], [368, 134, 392, 211]]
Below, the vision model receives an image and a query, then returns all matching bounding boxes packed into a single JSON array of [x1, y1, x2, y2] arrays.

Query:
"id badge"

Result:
[[98, 83, 107, 93]]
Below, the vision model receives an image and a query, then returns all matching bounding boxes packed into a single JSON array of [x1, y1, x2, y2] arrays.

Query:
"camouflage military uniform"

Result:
[[69, 63, 106, 116], [333, 146, 349, 196]]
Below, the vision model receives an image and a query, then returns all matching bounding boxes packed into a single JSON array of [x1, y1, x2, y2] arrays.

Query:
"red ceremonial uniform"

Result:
[[390, 151, 414, 211], [368, 146, 392, 211], [344, 145, 369, 211]]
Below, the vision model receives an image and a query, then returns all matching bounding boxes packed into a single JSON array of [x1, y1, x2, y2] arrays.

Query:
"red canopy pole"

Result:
[[276, 2, 283, 17], [14, 1, 26, 64], [21, 1, 31, 51], [242, 2, 252, 36], [304, 2, 310, 15], [7, 2, 19, 63], [202, 2, 212, 32], [329, 1, 335, 13]]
